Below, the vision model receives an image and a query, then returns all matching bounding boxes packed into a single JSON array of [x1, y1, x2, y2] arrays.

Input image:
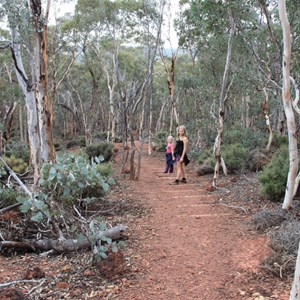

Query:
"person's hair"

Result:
[[167, 135, 174, 143], [177, 125, 187, 138]]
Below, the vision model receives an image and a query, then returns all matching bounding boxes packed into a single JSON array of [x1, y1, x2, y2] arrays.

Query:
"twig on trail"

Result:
[[215, 187, 231, 193], [27, 279, 46, 294], [89, 206, 117, 218], [0, 279, 45, 288], [0, 230, 5, 241], [0, 202, 21, 214], [219, 201, 249, 214], [39, 249, 55, 257], [241, 173, 256, 182]]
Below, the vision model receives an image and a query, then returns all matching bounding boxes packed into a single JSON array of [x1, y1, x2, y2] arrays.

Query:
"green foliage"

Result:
[[94, 131, 108, 141], [88, 220, 125, 262], [222, 144, 247, 172], [197, 148, 214, 167], [152, 131, 168, 152], [1, 155, 28, 174], [96, 162, 113, 178], [258, 146, 289, 202], [85, 142, 113, 162], [197, 143, 247, 172], [0, 187, 19, 207], [223, 127, 267, 150], [271, 133, 288, 149], [40, 152, 112, 201], [66, 136, 86, 149], [4, 141, 30, 163], [18, 152, 116, 224]]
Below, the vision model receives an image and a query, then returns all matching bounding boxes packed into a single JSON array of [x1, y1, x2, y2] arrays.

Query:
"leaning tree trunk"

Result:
[[212, 10, 234, 187], [10, 26, 42, 182], [279, 0, 297, 210], [262, 88, 273, 152]]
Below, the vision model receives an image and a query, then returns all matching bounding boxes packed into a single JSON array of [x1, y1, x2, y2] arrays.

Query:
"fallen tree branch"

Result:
[[0, 279, 45, 288], [0, 202, 21, 214], [0, 156, 33, 197], [0, 225, 127, 253]]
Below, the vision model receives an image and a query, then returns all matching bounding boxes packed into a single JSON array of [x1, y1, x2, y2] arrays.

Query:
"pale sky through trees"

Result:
[[49, 0, 179, 48]]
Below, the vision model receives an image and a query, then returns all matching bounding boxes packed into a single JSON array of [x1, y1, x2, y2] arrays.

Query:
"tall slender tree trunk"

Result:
[[279, 0, 297, 210], [7, 0, 54, 183], [10, 25, 42, 182], [212, 10, 234, 187]]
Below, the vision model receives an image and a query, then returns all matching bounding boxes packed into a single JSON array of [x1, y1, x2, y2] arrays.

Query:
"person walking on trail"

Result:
[[164, 135, 175, 173], [170, 125, 190, 185]]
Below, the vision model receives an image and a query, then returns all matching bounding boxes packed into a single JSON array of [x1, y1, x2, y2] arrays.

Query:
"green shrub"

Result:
[[1, 155, 28, 174], [5, 141, 30, 163], [0, 187, 19, 207], [223, 127, 267, 150], [197, 148, 214, 167], [197, 144, 247, 172], [94, 131, 108, 141], [258, 145, 289, 201], [222, 143, 247, 172], [66, 136, 86, 149], [271, 132, 288, 148], [152, 131, 168, 152], [85, 142, 113, 162], [96, 162, 112, 178]]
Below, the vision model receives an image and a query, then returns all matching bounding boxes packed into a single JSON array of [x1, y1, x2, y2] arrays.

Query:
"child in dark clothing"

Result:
[[164, 135, 175, 173]]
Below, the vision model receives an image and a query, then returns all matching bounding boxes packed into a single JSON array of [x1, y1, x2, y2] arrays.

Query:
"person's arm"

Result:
[[180, 137, 188, 162], [171, 143, 175, 159]]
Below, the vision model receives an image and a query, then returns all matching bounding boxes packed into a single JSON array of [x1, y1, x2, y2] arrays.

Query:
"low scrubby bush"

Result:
[[152, 131, 168, 152], [197, 143, 247, 173], [222, 143, 247, 172], [17, 152, 116, 224], [0, 187, 19, 207], [38, 153, 114, 202], [223, 127, 267, 150], [66, 136, 86, 149], [197, 148, 214, 167], [5, 141, 30, 163], [94, 131, 108, 141], [85, 142, 114, 162], [258, 145, 289, 202], [96, 162, 113, 178], [1, 155, 28, 174], [271, 132, 288, 149]]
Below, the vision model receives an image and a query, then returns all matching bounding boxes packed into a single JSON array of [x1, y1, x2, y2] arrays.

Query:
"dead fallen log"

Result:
[[0, 225, 127, 253]]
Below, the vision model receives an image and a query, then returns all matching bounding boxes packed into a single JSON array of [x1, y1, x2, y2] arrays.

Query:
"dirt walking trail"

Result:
[[116, 149, 290, 300]]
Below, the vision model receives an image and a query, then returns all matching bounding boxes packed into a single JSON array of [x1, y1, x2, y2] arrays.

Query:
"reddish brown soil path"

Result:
[[116, 149, 290, 300]]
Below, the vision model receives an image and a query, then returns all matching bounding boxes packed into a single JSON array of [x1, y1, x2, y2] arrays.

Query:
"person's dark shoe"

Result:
[[170, 179, 179, 185], [179, 178, 187, 183]]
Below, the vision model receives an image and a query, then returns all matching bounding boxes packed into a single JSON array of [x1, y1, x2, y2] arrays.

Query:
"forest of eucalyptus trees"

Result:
[[0, 0, 298, 178], [0, 2, 298, 201]]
